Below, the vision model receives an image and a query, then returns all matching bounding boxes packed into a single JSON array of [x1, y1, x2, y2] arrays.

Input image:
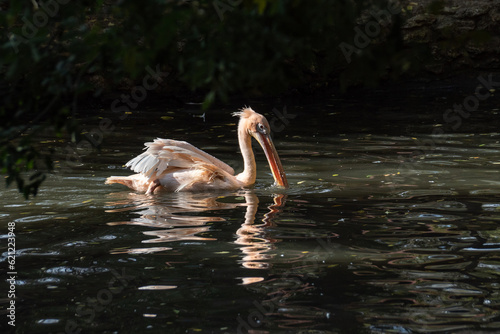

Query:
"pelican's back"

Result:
[[126, 138, 234, 179], [106, 138, 237, 193]]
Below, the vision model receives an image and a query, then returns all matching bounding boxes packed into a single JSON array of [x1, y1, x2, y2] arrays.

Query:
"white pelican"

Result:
[[105, 107, 288, 193]]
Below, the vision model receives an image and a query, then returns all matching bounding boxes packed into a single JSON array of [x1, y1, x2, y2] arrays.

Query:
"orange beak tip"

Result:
[[275, 183, 289, 190], [273, 174, 289, 189]]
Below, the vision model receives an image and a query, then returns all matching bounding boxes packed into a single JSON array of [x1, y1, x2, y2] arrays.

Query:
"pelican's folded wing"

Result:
[[125, 138, 235, 179]]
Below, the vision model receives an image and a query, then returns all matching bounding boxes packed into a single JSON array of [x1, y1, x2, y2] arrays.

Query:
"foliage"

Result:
[[0, 0, 416, 198]]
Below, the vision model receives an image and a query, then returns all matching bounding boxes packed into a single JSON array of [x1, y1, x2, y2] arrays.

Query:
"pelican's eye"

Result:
[[257, 123, 268, 135]]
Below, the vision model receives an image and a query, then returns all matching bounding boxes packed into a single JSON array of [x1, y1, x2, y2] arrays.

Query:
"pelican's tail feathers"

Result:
[[105, 176, 134, 188], [105, 174, 152, 193]]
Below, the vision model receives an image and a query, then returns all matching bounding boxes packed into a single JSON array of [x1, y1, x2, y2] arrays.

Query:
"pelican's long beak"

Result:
[[254, 132, 289, 188]]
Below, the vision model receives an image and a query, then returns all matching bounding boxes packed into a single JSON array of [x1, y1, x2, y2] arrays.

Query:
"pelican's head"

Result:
[[233, 107, 289, 188]]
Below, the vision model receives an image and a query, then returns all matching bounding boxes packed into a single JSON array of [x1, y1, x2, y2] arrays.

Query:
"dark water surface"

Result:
[[2, 82, 500, 333]]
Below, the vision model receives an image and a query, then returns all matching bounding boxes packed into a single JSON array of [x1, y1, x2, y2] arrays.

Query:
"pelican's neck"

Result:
[[236, 127, 256, 187]]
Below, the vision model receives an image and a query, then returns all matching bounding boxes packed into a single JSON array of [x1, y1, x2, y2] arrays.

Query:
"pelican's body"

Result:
[[105, 107, 288, 194]]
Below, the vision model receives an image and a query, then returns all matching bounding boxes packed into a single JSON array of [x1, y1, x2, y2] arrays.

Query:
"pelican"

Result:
[[105, 107, 288, 193]]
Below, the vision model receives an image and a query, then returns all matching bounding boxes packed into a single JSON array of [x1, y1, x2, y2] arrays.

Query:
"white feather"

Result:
[[125, 138, 235, 181]]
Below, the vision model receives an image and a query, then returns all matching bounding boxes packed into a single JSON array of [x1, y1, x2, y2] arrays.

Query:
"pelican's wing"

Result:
[[125, 138, 235, 179]]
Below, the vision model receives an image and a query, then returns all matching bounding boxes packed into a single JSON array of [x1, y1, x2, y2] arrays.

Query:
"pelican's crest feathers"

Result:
[[232, 106, 254, 119]]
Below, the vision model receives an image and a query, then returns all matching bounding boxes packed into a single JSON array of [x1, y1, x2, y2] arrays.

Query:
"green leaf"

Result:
[[202, 90, 215, 110]]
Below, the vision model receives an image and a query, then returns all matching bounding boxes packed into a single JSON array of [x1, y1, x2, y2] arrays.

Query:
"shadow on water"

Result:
[[2, 88, 500, 333]]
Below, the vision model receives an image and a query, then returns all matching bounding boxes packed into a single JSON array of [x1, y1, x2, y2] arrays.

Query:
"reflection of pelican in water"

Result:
[[234, 193, 285, 268], [106, 192, 228, 243], [105, 190, 286, 279]]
